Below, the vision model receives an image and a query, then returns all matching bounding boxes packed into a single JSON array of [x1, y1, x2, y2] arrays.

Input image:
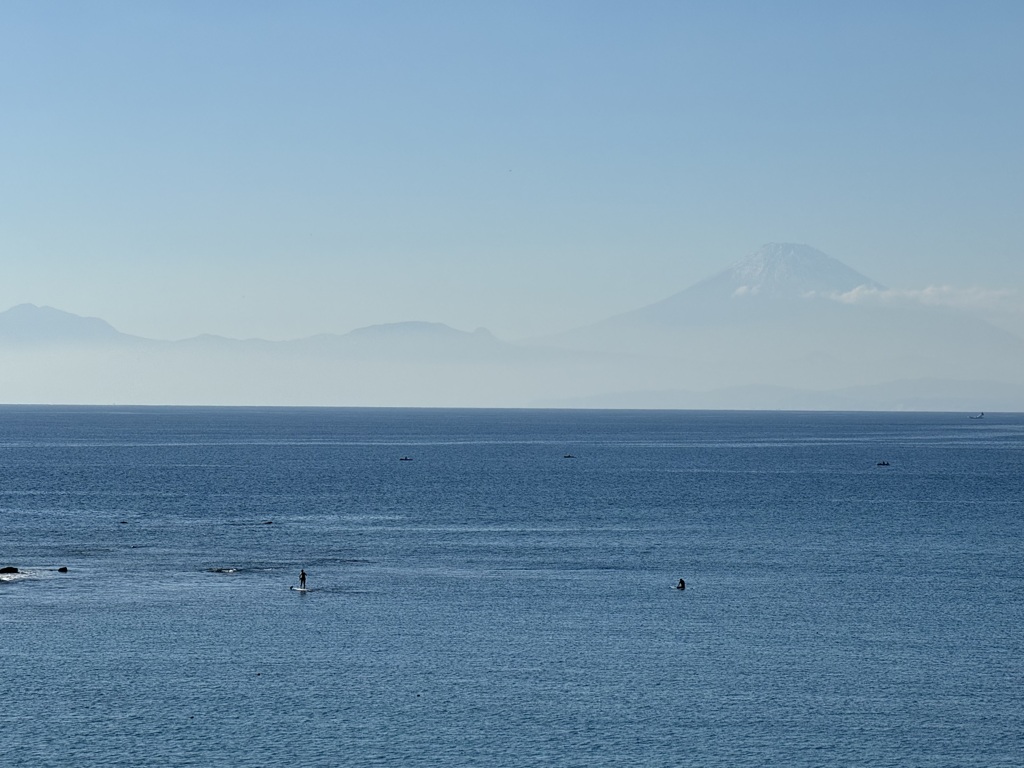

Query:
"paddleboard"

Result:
[[290, 586, 310, 592]]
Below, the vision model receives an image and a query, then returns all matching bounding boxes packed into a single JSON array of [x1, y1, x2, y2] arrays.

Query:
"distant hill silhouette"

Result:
[[0, 304, 133, 344], [1, 245, 1022, 410]]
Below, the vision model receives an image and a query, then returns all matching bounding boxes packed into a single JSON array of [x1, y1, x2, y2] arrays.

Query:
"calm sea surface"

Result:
[[1, 406, 1022, 767]]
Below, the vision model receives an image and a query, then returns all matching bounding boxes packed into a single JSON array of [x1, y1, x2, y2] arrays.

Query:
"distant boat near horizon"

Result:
[[969, 412, 985, 419]]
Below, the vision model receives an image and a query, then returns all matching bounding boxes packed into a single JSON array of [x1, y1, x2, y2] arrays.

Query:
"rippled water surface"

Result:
[[2, 406, 1022, 766]]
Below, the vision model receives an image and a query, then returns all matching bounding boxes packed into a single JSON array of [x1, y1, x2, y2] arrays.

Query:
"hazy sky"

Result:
[[3, 1, 1022, 341]]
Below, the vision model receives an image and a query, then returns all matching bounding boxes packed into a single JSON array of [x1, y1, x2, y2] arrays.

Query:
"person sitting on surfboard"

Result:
[[299, 569, 306, 589], [677, 578, 685, 590]]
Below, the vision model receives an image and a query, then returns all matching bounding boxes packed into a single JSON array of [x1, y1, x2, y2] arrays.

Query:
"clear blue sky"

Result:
[[3, 0, 1022, 340]]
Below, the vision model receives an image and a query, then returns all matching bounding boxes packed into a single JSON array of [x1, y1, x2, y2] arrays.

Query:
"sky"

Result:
[[3, 0, 1023, 341]]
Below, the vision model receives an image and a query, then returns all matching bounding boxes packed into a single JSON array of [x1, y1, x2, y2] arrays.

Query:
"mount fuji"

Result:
[[545, 243, 1024, 398], [615, 242, 885, 326]]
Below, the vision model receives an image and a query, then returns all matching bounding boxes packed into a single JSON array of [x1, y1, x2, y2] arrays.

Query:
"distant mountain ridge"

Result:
[[2, 244, 1022, 410], [0, 305, 498, 349], [0, 303, 131, 344]]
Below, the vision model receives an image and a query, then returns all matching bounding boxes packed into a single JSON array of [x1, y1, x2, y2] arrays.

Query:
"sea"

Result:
[[1, 406, 1021, 767]]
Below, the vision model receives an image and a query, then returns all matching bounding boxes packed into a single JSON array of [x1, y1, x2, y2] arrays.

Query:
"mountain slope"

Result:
[[617, 242, 884, 327], [594, 243, 883, 330], [0, 304, 135, 344], [545, 243, 1024, 392]]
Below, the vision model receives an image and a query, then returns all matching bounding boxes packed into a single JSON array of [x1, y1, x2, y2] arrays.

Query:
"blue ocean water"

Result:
[[1, 406, 1022, 767]]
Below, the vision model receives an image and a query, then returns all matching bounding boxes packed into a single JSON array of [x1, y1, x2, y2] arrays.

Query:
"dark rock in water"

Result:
[[262, 520, 273, 525], [58, 566, 68, 573], [119, 520, 129, 524], [0, 566, 18, 574]]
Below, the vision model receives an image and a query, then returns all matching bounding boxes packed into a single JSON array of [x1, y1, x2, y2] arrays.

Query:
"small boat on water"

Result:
[[969, 412, 985, 420]]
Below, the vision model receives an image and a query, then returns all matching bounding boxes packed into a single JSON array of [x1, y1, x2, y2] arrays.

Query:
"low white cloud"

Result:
[[824, 284, 1021, 313]]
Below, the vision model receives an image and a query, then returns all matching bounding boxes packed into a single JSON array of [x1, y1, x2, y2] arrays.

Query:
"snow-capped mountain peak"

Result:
[[722, 243, 884, 298]]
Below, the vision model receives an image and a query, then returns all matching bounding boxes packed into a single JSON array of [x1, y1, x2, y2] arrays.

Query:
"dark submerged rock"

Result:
[[0, 566, 19, 574], [58, 566, 68, 573]]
